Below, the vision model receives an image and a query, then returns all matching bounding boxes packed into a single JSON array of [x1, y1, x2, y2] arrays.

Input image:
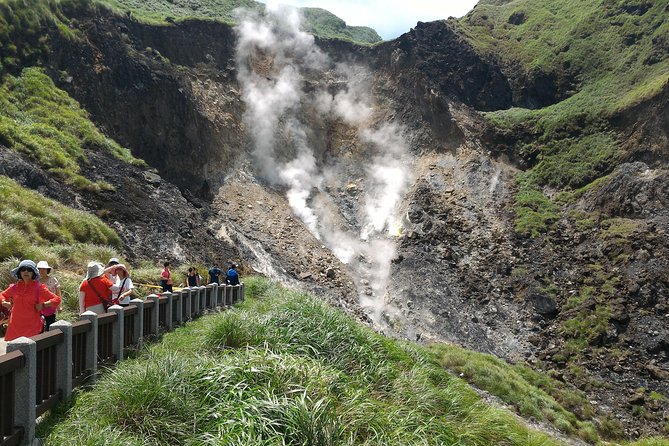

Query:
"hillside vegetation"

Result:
[[455, 0, 669, 236], [0, 67, 144, 190], [36, 278, 669, 444], [97, 0, 382, 43], [1, 0, 668, 441]]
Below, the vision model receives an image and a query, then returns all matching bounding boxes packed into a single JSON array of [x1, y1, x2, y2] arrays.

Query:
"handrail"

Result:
[[0, 350, 24, 377], [71, 320, 91, 386], [33, 330, 64, 352], [123, 305, 138, 317], [0, 350, 25, 446]]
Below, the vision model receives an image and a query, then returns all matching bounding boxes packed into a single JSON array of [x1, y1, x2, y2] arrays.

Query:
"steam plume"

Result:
[[234, 5, 412, 326]]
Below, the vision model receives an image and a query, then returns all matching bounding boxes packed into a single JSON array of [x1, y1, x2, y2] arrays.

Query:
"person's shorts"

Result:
[[84, 303, 106, 315]]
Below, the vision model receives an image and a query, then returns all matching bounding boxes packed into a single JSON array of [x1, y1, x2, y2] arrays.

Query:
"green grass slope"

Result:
[[301, 7, 381, 44], [36, 277, 666, 445], [460, 0, 669, 117], [0, 175, 121, 257], [39, 277, 559, 445], [0, 173, 124, 316], [0, 67, 145, 190], [454, 0, 669, 237], [97, 0, 382, 44]]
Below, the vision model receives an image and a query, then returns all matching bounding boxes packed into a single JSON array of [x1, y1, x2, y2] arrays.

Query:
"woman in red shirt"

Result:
[[0, 260, 62, 341], [78, 261, 115, 314]]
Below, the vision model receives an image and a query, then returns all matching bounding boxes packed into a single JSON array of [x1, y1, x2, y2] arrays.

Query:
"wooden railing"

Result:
[[33, 331, 63, 417], [71, 320, 91, 387], [0, 351, 24, 446], [123, 306, 137, 351], [97, 313, 116, 364], [0, 282, 244, 446]]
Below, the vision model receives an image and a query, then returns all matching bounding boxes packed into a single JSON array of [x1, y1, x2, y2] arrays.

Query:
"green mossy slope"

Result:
[[97, 0, 382, 44]]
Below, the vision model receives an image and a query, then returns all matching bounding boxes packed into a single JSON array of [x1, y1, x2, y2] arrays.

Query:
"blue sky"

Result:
[[260, 0, 480, 40]]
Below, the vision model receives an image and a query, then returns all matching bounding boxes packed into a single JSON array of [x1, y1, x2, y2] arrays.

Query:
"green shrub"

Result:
[[513, 174, 559, 237], [529, 133, 620, 190]]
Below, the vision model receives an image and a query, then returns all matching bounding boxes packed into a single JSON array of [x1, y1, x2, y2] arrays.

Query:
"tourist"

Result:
[[37, 260, 62, 331], [79, 261, 115, 314], [0, 260, 61, 341], [225, 263, 240, 286], [187, 267, 201, 287], [111, 264, 134, 306], [208, 263, 222, 285], [105, 257, 120, 282], [160, 261, 173, 293]]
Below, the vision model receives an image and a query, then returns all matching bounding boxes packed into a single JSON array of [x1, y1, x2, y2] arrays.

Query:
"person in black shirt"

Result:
[[187, 267, 201, 287], [208, 263, 222, 284]]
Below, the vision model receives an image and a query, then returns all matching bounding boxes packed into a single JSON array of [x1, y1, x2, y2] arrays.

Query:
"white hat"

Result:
[[108, 257, 120, 265], [36, 260, 52, 270], [85, 261, 105, 280]]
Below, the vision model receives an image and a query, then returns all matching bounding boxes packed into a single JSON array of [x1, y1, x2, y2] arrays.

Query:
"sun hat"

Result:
[[85, 261, 105, 280], [108, 257, 120, 266], [11, 260, 40, 281], [114, 264, 129, 275], [36, 260, 52, 272]]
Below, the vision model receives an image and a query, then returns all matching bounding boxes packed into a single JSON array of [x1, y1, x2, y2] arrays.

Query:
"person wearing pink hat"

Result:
[[37, 260, 62, 330], [110, 263, 135, 306]]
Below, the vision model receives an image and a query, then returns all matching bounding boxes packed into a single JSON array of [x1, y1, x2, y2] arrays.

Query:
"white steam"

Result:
[[234, 6, 412, 326]]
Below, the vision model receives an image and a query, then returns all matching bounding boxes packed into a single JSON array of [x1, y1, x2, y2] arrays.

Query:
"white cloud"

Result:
[[258, 0, 478, 40]]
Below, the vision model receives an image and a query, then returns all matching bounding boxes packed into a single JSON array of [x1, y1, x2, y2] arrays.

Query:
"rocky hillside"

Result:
[[1, 0, 669, 441]]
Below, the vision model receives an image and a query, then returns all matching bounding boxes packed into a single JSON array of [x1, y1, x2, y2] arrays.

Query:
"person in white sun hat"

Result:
[[37, 260, 62, 330], [78, 261, 116, 315]]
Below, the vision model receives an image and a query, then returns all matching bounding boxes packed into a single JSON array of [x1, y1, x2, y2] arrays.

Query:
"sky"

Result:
[[260, 0, 480, 40]]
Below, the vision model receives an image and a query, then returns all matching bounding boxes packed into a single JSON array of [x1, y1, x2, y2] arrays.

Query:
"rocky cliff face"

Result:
[[24, 4, 669, 438]]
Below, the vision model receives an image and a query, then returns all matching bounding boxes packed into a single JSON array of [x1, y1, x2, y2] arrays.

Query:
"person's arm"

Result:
[[36, 284, 62, 311], [103, 265, 118, 275], [78, 291, 86, 314], [0, 285, 13, 309], [120, 279, 135, 299], [104, 277, 115, 295], [54, 279, 62, 298]]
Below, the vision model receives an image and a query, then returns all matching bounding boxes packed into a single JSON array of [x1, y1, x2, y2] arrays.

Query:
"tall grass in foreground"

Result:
[[41, 276, 567, 445]]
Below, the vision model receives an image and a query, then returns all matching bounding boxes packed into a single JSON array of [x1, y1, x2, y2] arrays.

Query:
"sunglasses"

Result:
[[18, 267, 32, 273]]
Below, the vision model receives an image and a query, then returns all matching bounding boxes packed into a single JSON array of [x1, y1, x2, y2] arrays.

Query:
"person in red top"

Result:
[[79, 261, 115, 314], [0, 260, 61, 341], [160, 261, 173, 293]]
